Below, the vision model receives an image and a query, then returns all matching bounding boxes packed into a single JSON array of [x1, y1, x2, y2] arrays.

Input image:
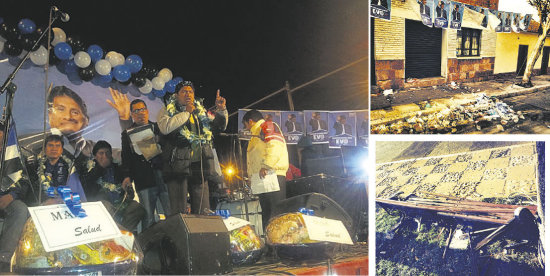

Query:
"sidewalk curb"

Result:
[[495, 84, 550, 99]]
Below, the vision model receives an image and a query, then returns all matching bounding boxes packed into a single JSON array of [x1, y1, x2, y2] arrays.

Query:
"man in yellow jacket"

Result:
[[242, 110, 289, 230]]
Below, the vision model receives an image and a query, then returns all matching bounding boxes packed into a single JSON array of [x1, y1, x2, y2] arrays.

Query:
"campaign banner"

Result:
[[305, 110, 329, 144], [237, 109, 282, 141], [371, 0, 391, 21], [433, 0, 450, 28], [492, 10, 503, 32], [418, 0, 434, 27], [521, 14, 533, 32], [356, 110, 368, 148], [478, 7, 489, 29], [449, 1, 464, 30], [328, 111, 356, 148], [512, 13, 522, 33], [502, 12, 512, 33], [258, 110, 282, 131], [237, 109, 252, 140], [281, 111, 305, 145]]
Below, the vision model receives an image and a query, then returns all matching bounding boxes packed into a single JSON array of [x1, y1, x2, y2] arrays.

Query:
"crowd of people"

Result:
[[0, 81, 291, 271]]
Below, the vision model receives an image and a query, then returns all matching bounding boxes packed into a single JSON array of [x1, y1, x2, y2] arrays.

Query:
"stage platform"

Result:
[[230, 243, 368, 275]]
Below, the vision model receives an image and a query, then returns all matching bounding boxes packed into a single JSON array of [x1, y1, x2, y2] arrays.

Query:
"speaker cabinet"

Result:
[[138, 214, 232, 275]]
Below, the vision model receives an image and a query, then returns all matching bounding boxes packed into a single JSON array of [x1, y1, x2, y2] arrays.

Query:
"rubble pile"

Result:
[[371, 94, 525, 134]]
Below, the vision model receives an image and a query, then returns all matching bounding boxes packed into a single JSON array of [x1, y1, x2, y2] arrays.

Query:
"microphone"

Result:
[[52, 6, 70, 22]]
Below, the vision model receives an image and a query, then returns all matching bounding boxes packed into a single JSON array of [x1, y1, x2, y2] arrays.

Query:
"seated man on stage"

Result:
[[0, 124, 29, 271], [121, 99, 169, 229], [80, 141, 145, 231], [157, 81, 228, 215]]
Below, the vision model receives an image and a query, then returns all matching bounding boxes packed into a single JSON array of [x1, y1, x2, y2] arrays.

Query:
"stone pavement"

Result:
[[375, 142, 538, 201], [371, 75, 550, 127]]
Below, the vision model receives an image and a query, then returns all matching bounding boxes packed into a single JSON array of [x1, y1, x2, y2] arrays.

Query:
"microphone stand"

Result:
[[0, 7, 63, 197], [234, 135, 250, 221]]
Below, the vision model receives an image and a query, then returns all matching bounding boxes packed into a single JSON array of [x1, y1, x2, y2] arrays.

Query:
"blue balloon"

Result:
[[125, 54, 143, 73], [173, 76, 183, 83], [17, 18, 36, 34], [98, 72, 113, 83], [113, 65, 131, 82], [54, 42, 72, 60], [87, 44, 103, 63], [64, 59, 78, 73], [152, 89, 165, 98], [165, 79, 177, 93]]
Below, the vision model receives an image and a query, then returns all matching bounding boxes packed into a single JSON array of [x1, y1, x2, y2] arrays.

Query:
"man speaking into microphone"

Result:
[[157, 81, 228, 215]]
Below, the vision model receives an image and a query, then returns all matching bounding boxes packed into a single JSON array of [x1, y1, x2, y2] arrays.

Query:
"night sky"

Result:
[[2, 0, 368, 132]]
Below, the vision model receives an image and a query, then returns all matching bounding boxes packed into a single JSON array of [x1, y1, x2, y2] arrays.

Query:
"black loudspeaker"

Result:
[[272, 192, 353, 235], [137, 214, 232, 275]]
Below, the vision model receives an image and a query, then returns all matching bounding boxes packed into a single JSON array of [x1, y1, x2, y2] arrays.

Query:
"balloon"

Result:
[[131, 74, 146, 88], [139, 79, 153, 94], [78, 66, 95, 81], [158, 68, 173, 82], [151, 76, 165, 90], [173, 76, 183, 84], [19, 34, 38, 51], [30, 45, 48, 65], [87, 44, 103, 62], [125, 54, 143, 73], [98, 71, 113, 83], [4, 25, 20, 41], [0, 40, 4, 53], [165, 79, 177, 93], [51, 27, 66, 46], [64, 59, 78, 74], [152, 89, 165, 98], [106, 51, 124, 67], [113, 64, 131, 82], [17, 18, 36, 34], [54, 42, 72, 60], [74, 51, 91, 68], [94, 59, 112, 76], [4, 40, 22, 56]]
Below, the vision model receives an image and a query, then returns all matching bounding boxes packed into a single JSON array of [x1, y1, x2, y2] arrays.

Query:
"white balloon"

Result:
[[139, 79, 153, 94], [0, 40, 4, 53], [116, 53, 125, 66], [158, 68, 173, 82], [30, 45, 48, 65], [152, 76, 165, 90], [105, 51, 119, 67], [51, 27, 66, 46], [74, 51, 91, 68], [95, 59, 112, 76]]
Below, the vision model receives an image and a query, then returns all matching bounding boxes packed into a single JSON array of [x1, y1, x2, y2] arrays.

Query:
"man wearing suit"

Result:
[[308, 112, 327, 132], [505, 13, 512, 27], [333, 115, 352, 136], [436, 1, 447, 20], [480, 8, 488, 28], [371, 0, 388, 9], [452, 4, 461, 22], [285, 114, 303, 133], [419, 0, 431, 17]]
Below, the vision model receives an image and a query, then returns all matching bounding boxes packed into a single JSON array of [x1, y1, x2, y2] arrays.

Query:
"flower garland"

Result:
[[86, 161, 124, 194], [165, 94, 215, 146], [37, 154, 74, 191]]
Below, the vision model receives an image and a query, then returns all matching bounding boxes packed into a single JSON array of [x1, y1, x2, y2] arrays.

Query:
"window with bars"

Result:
[[456, 28, 481, 57]]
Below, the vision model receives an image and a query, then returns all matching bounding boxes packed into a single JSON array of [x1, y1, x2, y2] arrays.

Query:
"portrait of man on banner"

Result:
[[512, 13, 521, 33], [371, 0, 391, 21], [449, 1, 464, 30], [434, 0, 449, 29], [328, 112, 356, 148], [418, 0, 434, 27], [478, 7, 489, 28], [281, 111, 305, 145], [503, 12, 512, 32], [521, 14, 533, 32], [305, 110, 329, 144], [356, 110, 368, 148], [238, 109, 252, 140], [492, 10, 503, 32]]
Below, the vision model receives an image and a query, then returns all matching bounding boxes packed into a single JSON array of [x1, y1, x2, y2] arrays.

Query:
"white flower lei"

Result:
[[166, 94, 215, 146], [37, 154, 74, 191]]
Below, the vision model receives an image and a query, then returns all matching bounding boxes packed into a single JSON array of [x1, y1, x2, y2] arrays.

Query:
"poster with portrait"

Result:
[[511, 13, 522, 33], [258, 110, 282, 131], [356, 110, 368, 148], [328, 111, 356, 148], [449, 1, 464, 30], [477, 7, 489, 29], [237, 109, 252, 140], [502, 12, 512, 33], [281, 111, 305, 145], [433, 0, 450, 28], [491, 10, 503, 32], [418, 0, 434, 27], [304, 110, 329, 144], [521, 14, 533, 32], [371, 0, 391, 21]]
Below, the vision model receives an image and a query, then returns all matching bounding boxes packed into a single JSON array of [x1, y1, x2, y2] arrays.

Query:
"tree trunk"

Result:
[[521, 21, 550, 86]]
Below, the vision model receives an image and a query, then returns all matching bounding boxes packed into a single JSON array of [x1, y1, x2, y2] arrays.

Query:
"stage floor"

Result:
[[230, 243, 368, 275]]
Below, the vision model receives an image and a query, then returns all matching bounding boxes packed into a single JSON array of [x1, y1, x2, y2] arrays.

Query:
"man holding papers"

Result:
[[242, 110, 289, 230]]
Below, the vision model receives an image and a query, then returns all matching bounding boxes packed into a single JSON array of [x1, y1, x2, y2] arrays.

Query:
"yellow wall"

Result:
[[494, 32, 547, 74]]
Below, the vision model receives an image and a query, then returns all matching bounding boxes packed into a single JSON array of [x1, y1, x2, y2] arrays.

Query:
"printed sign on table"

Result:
[[433, 0, 450, 28], [449, 1, 464, 30], [281, 111, 305, 145], [328, 111, 356, 148], [302, 215, 353, 245], [356, 110, 368, 147], [371, 0, 391, 21], [304, 110, 329, 144], [28, 202, 122, 252]]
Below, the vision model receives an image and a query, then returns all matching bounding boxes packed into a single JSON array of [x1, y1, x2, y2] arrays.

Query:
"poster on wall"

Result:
[[305, 110, 329, 144], [281, 111, 305, 145], [521, 14, 533, 32], [433, 0, 450, 28], [371, 0, 391, 21], [502, 12, 512, 32], [328, 111, 357, 148], [478, 7, 489, 29], [356, 110, 368, 148], [418, 0, 434, 27], [449, 1, 464, 30], [237, 109, 252, 140], [492, 10, 503, 32], [512, 13, 522, 33]]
